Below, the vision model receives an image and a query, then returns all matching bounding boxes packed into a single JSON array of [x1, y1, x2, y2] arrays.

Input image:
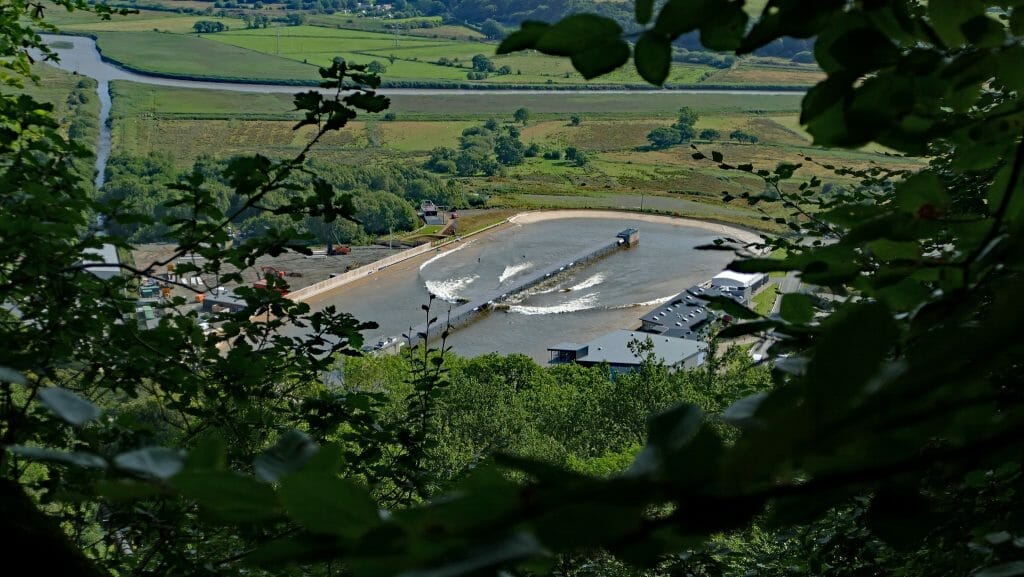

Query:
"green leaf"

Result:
[[0, 366, 26, 385], [646, 403, 703, 454], [636, 0, 654, 24], [722, 392, 768, 427], [1012, 8, 1024, 36], [97, 480, 162, 501], [278, 472, 379, 537], [961, 15, 1006, 48], [114, 447, 185, 480], [728, 258, 795, 274], [698, 0, 748, 51], [805, 303, 898, 402], [398, 532, 543, 577], [634, 33, 671, 85], [894, 172, 950, 215], [974, 562, 1024, 577], [38, 387, 101, 426], [740, 0, 845, 54], [928, 0, 985, 47], [8, 446, 107, 469], [867, 239, 920, 262], [779, 293, 815, 324], [717, 320, 783, 338], [496, 21, 550, 54], [535, 14, 623, 57], [700, 295, 761, 319], [865, 484, 938, 550], [254, 429, 319, 482], [988, 162, 1024, 223], [571, 39, 631, 80], [171, 470, 280, 522], [873, 278, 931, 312], [185, 436, 226, 472], [827, 27, 900, 74]]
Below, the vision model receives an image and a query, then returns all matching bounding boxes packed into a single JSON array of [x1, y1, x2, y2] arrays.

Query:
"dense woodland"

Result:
[[4, 1, 1024, 577], [101, 154, 466, 242]]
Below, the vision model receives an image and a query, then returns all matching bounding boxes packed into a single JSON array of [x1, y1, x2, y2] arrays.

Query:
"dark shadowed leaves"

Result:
[[38, 387, 101, 426], [278, 471, 379, 537], [634, 33, 671, 85]]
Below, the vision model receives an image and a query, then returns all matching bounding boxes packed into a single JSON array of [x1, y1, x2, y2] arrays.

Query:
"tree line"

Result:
[[99, 153, 466, 243]]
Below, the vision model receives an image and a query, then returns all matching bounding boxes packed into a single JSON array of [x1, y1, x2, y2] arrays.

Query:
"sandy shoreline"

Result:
[[509, 210, 763, 245]]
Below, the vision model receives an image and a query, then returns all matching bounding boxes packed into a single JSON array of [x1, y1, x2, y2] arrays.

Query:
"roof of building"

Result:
[[549, 342, 585, 352], [572, 330, 705, 367], [639, 292, 709, 329], [712, 270, 766, 287], [81, 244, 121, 277]]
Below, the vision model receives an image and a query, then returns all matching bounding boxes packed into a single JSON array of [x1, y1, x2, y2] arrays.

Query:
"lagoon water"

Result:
[[34, 35, 749, 362], [298, 216, 737, 361]]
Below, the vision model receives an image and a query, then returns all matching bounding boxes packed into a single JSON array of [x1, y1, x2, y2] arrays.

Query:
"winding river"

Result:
[[36, 34, 803, 189]]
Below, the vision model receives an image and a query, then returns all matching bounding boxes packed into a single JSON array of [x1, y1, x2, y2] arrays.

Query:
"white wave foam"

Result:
[[569, 273, 605, 291], [425, 275, 478, 303], [418, 241, 472, 271], [498, 261, 533, 283], [508, 292, 599, 315], [608, 294, 676, 310]]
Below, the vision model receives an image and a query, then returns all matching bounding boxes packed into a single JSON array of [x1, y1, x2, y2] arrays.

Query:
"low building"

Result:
[[81, 244, 121, 280], [201, 293, 248, 313], [639, 290, 709, 337], [420, 201, 445, 226], [548, 330, 706, 373], [710, 270, 769, 300]]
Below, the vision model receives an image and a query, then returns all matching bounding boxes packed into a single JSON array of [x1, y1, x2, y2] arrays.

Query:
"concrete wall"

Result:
[[287, 218, 509, 303]]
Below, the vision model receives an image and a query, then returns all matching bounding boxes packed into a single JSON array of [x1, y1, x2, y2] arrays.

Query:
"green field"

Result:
[[35, 2, 821, 89], [106, 80, 918, 234], [108, 82, 805, 121], [94, 31, 322, 82], [205, 25, 723, 86]]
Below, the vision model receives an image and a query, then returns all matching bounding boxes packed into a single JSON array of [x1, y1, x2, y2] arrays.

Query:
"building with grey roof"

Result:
[[81, 244, 121, 280], [548, 330, 706, 373], [639, 291, 709, 338]]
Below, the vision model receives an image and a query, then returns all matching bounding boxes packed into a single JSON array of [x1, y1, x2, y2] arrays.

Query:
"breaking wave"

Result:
[[508, 292, 599, 315], [608, 295, 677, 310], [569, 273, 605, 291], [419, 241, 472, 271], [498, 261, 533, 283], [425, 275, 478, 303]]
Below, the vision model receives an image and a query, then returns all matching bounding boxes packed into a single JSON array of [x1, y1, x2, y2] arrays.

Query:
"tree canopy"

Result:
[[4, 1, 1024, 577]]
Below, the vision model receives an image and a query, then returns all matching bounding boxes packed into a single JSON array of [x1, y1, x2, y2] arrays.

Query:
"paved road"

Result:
[[750, 271, 801, 361]]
